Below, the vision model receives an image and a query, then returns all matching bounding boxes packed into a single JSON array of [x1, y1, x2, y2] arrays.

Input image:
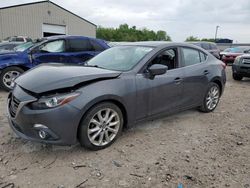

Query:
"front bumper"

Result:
[[222, 57, 235, 65], [232, 64, 250, 77], [7, 86, 82, 145]]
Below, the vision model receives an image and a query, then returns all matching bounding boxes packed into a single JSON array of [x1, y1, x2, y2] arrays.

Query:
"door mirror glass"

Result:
[[148, 64, 168, 76]]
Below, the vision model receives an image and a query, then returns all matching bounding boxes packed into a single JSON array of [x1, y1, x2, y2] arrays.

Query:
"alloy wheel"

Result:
[[3, 71, 20, 89], [87, 108, 120, 146], [206, 86, 220, 110]]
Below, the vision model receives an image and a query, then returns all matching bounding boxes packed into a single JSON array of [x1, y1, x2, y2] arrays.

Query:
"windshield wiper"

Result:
[[84, 64, 100, 68]]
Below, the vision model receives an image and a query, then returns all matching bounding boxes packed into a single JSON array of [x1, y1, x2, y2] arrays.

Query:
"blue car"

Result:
[[0, 36, 109, 91]]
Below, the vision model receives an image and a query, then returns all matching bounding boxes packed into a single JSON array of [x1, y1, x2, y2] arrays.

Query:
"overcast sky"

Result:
[[1, 0, 250, 42]]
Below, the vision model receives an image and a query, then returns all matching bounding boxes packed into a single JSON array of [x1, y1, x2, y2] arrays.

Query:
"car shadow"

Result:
[[6, 109, 199, 156]]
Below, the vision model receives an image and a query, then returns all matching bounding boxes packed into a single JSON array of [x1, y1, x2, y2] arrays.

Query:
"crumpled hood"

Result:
[[15, 64, 121, 94]]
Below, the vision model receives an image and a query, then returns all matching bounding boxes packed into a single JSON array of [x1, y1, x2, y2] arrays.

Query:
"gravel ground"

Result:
[[0, 67, 249, 188]]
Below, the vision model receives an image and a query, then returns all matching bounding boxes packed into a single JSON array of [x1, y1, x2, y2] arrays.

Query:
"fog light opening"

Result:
[[38, 130, 48, 139]]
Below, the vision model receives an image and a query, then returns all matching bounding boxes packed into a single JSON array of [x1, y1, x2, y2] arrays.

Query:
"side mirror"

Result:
[[148, 64, 168, 77]]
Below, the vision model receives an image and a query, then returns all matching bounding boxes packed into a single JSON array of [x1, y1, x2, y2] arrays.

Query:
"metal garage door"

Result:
[[42, 24, 66, 37]]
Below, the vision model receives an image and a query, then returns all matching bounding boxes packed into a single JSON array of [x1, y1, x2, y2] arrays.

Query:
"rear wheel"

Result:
[[199, 82, 220, 113], [232, 73, 243, 81], [0, 67, 24, 91], [79, 102, 123, 150]]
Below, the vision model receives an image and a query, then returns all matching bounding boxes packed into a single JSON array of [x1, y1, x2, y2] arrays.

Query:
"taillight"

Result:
[[221, 62, 226, 69]]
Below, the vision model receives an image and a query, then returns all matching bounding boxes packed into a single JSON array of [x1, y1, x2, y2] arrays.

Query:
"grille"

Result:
[[242, 58, 250, 64], [9, 95, 20, 118]]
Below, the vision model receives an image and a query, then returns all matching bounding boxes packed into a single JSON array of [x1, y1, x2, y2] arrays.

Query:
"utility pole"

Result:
[[214, 25, 220, 42]]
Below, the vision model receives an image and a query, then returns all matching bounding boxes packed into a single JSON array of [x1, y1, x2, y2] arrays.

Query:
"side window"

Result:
[[90, 40, 105, 51], [68, 39, 93, 52], [182, 48, 201, 66], [199, 52, 207, 62], [16, 38, 24, 42], [40, 40, 65, 53], [151, 48, 178, 70]]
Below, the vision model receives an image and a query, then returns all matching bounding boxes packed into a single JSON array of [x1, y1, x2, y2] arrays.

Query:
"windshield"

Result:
[[87, 46, 153, 71], [223, 47, 249, 53], [14, 42, 34, 52]]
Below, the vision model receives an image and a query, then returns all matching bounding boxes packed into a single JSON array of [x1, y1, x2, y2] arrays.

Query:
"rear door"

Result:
[[65, 38, 99, 64], [180, 47, 210, 107], [31, 39, 67, 65]]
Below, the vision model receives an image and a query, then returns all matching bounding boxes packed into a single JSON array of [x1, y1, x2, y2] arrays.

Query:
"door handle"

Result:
[[204, 70, 209, 75], [174, 77, 182, 84]]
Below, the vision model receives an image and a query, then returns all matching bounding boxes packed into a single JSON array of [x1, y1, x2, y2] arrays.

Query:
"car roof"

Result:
[[113, 41, 202, 49], [189, 41, 217, 45], [44, 35, 100, 41]]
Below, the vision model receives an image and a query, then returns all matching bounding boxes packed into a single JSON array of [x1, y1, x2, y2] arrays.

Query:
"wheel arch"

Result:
[[76, 97, 128, 140], [210, 78, 223, 96]]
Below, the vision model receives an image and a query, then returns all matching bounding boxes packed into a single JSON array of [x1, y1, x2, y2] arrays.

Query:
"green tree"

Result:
[[96, 24, 171, 42], [201, 38, 215, 42], [185, 36, 200, 42]]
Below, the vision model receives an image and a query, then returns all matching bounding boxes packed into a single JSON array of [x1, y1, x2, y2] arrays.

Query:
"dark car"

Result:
[[190, 42, 220, 59], [0, 42, 23, 52], [232, 54, 250, 80], [220, 46, 250, 65], [7, 42, 226, 150], [0, 36, 109, 91]]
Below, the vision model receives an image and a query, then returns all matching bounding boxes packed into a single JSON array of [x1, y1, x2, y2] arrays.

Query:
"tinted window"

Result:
[[90, 40, 105, 51], [201, 43, 210, 50], [68, 39, 93, 52], [40, 40, 65, 53], [182, 48, 201, 66], [16, 38, 24, 42]]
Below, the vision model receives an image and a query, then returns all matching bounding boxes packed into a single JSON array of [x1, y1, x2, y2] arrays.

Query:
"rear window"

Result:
[[201, 43, 210, 50], [210, 43, 218, 50]]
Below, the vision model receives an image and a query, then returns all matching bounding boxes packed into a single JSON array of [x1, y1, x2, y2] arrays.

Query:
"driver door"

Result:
[[31, 40, 67, 65], [147, 48, 184, 116]]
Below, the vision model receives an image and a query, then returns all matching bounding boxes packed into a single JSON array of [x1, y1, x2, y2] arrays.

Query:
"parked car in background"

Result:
[[232, 54, 250, 80], [7, 42, 226, 150], [220, 46, 250, 65], [190, 42, 220, 59], [0, 42, 24, 53], [1, 36, 32, 43], [0, 36, 109, 91]]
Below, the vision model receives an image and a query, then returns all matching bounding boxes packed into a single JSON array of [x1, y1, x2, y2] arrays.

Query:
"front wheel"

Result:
[[232, 73, 243, 81], [0, 67, 24, 91], [79, 102, 124, 150], [199, 83, 220, 113]]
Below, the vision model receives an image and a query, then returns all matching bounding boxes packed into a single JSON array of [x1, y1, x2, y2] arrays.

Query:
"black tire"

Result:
[[79, 102, 124, 150], [199, 82, 221, 113], [232, 73, 243, 81], [0, 67, 24, 91]]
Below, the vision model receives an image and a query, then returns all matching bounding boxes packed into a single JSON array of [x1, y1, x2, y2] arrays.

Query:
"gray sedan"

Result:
[[7, 42, 226, 150]]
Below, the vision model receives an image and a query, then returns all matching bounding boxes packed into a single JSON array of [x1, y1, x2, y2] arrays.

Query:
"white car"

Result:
[[1, 36, 32, 43]]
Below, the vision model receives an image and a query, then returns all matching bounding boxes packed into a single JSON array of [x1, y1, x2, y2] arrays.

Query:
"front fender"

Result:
[[0, 53, 31, 70]]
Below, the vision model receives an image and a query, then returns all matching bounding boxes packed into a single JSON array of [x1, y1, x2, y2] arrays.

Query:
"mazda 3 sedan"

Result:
[[7, 42, 226, 150]]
